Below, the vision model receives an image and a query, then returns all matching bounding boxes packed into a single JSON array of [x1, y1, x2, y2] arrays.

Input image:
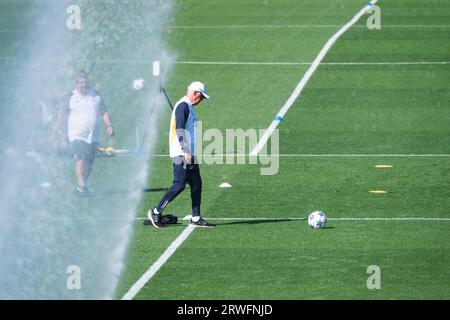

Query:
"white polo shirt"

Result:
[[67, 90, 106, 144]]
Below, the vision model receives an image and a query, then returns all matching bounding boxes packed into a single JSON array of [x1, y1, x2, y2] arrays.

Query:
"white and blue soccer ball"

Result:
[[308, 211, 327, 229]]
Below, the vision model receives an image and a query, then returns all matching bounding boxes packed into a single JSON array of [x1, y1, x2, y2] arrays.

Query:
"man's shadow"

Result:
[[142, 188, 168, 193], [141, 217, 335, 229], [94, 187, 168, 197], [217, 218, 293, 226], [216, 219, 335, 229]]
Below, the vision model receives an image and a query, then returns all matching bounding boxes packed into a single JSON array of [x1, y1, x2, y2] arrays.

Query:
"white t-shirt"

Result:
[[67, 90, 106, 144]]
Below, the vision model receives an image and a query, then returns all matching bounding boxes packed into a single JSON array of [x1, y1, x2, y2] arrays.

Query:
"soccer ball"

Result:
[[133, 79, 144, 90], [308, 211, 327, 229]]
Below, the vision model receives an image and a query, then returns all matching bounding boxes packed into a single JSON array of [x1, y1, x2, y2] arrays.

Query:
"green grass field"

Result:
[[116, 0, 450, 300], [1, 0, 449, 300]]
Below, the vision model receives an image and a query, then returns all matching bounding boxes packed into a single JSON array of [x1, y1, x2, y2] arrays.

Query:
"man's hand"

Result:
[[107, 125, 114, 136], [184, 152, 192, 164]]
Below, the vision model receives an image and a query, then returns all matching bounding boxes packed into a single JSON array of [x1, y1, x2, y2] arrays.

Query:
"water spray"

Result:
[[0, 0, 174, 299]]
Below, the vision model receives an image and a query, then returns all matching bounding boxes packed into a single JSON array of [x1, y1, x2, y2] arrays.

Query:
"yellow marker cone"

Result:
[[369, 190, 387, 194], [375, 164, 393, 168]]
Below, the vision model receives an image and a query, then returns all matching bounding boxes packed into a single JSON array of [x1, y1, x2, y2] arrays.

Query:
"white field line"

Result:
[[174, 61, 450, 66], [142, 154, 450, 157], [250, 0, 379, 156], [257, 154, 450, 157], [201, 217, 450, 221], [1, 25, 450, 33], [165, 24, 450, 29], [121, 224, 195, 300], [102, 153, 450, 160], [322, 61, 450, 65], [0, 55, 448, 66], [25, 216, 450, 222]]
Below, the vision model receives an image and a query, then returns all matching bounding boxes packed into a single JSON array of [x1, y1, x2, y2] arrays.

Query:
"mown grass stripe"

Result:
[[250, 0, 380, 156], [121, 225, 195, 300]]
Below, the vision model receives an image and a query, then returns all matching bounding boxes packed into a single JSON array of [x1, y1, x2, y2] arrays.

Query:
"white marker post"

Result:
[[154, 61, 174, 110], [152, 60, 161, 77], [153, 60, 162, 99], [135, 126, 140, 152]]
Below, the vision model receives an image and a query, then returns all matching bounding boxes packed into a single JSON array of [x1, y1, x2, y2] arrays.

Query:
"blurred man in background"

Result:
[[66, 71, 114, 196]]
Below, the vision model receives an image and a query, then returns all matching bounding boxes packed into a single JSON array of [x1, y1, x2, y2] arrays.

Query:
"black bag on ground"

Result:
[[143, 214, 178, 225], [161, 214, 178, 225]]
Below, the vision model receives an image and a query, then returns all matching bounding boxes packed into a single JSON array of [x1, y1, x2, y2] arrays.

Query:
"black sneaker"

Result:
[[147, 208, 163, 229], [190, 218, 216, 228]]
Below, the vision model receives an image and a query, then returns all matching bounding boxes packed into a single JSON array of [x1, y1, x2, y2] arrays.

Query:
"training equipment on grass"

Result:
[[369, 190, 387, 194], [308, 211, 327, 229], [97, 137, 117, 157], [375, 164, 393, 168], [161, 87, 174, 110], [153, 60, 174, 110], [143, 214, 178, 226], [219, 182, 232, 188], [97, 130, 144, 157]]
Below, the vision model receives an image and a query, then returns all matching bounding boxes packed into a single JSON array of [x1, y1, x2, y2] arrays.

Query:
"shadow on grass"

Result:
[[142, 188, 168, 193], [215, 219, 335, 229], [141, 218, 336, 229], [93, 187, 168, 197], [216, 219, 295, 226]]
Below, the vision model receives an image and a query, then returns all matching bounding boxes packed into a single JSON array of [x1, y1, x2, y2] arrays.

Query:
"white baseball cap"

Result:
[[188, 81, 210, 99]]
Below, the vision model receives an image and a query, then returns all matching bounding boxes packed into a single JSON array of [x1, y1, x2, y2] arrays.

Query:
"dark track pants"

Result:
[[156, 163, 202, 217]]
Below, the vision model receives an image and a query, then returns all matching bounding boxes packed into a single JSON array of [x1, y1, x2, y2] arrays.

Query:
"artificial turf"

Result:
[[117, 0, 450, 299]]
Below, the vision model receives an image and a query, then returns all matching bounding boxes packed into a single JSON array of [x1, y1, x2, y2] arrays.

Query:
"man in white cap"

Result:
[[147, 81, 215, 228]]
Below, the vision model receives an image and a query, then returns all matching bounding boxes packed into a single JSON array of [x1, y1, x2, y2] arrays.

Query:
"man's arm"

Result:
[[99, 97, 114, 136], [175, 102, 191, 163], [102, 112, 114, 136]]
